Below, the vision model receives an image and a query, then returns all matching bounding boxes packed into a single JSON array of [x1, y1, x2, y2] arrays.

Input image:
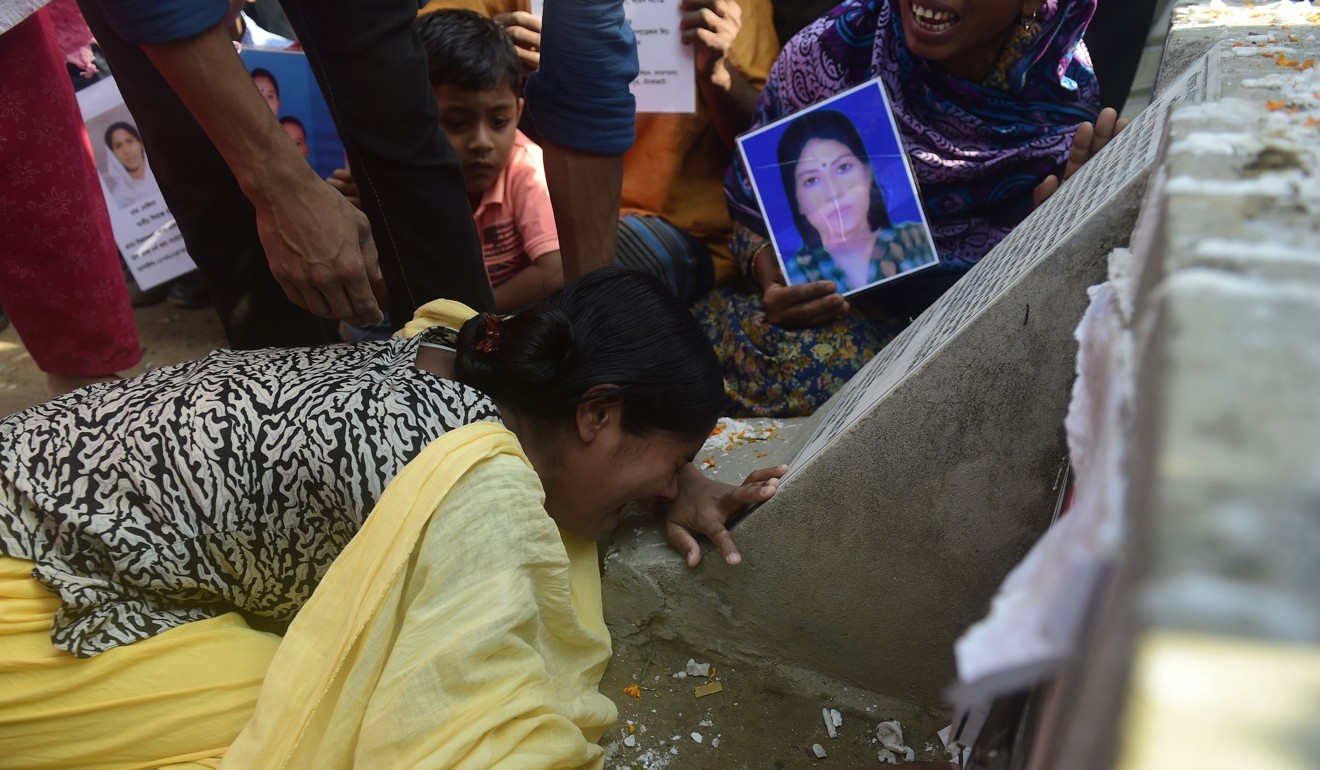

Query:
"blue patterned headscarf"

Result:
[[729, 0, 1100, 269]]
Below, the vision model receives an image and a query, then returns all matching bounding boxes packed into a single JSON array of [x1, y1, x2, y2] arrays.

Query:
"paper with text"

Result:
[[532, 0, 695, 113]]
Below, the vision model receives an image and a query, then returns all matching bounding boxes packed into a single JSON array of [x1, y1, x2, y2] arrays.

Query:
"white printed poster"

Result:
[[76, 77, 195, 291], [531, 0, 695, 113], [625, 0, 695, 113]]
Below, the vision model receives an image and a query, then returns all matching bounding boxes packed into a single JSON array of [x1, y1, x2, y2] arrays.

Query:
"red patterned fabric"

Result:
[[0, 9, 139, 376]]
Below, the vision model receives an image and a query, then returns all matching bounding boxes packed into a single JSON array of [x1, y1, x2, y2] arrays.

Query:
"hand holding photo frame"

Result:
[[736, 79, 939, 296]]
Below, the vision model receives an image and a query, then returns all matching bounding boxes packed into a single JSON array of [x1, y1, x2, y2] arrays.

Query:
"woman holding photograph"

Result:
[[102, 121, 160, 208], [696, 0, 1124, 417], [777, 109, 935, 293]]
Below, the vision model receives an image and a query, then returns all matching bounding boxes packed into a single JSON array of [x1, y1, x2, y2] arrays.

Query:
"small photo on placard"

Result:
[[78, 76, 195, 292], [737, 79, 939, 296], [241, 48, 345, 180]]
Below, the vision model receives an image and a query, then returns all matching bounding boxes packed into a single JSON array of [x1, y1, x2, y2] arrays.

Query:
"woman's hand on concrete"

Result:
[[662, 463, 786, 568]]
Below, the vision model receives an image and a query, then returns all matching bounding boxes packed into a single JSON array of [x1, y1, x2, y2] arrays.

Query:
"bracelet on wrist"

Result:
[[743, 241, 771, 289]]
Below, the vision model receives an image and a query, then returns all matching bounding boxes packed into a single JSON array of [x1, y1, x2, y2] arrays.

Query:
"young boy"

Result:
[[328, 10, 562, 313]]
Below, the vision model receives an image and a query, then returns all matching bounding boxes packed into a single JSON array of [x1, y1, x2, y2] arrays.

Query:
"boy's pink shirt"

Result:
[[471, 130, 559, 288]]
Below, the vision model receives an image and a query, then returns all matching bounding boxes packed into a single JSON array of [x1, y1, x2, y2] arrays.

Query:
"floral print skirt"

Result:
[[692, 288, 908, 418]]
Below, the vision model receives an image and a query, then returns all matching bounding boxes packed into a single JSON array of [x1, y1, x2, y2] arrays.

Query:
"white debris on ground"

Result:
[[612, 747, 674, 770], [822, 706, 842, 738], [611, 723, 680, 770], [697, 418, 786, 471], [939, 723, 971, 764], [608, 647, 940, 767], [701, 418, 783, 452], [875, 720, 915, 764]]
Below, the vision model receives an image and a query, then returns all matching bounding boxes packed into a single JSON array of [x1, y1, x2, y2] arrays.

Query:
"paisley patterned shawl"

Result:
[[728, 0, 1100, 269]]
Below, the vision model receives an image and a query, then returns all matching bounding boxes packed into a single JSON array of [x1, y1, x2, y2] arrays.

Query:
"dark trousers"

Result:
[[77, 0, 493, 348], [1085, 0, 1161, 110]]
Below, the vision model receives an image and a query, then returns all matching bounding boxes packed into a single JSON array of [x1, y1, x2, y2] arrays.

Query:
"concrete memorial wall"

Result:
[[1048, 5, 1320, 767], [601, 56, 1215, 708]]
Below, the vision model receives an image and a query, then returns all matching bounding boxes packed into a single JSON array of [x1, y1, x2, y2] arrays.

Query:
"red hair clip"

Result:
[[476, 313, 502, 353]]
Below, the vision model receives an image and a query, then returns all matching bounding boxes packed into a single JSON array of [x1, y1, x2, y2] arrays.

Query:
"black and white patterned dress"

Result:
[[0, 330, 501, 657]]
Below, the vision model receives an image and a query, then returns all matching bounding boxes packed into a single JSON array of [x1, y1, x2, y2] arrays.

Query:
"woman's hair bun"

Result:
[[455, 307, 576, 415], [453, 268, 723, 436]]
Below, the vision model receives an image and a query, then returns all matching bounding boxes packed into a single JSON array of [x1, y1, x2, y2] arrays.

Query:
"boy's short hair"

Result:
[[415, 10, 522, 94]]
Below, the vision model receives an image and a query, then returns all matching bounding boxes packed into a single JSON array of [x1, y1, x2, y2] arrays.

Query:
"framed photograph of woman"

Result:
[[736, 79, 939, 296]]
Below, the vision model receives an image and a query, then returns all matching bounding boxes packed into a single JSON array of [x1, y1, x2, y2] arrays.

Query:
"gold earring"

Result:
[[1021, 7, 1038, 33]]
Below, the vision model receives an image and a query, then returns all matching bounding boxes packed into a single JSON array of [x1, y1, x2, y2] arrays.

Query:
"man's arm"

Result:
[[540, 146, 623, 280], [492, 12, 623, 281], [525, 0, 637, 281], [142, 21, 383, 325]]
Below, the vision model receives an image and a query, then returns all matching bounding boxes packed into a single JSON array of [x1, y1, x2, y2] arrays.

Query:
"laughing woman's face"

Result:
[[899, 0, 1037, 80]]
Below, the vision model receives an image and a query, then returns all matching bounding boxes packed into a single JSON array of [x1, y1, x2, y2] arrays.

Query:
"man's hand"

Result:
[[755, 245, 850, 329], [494, 11, 542, 74], [662, 463, 786, 567], [1033, 107, 1129, 208], [142, 21, 383, 327], [680, 0, 741, 86], [255, 174, 383, 327]]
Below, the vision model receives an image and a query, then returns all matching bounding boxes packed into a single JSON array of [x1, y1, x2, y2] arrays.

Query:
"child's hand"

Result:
[[326, 167, 362, 211], [493, 12, 542, 74]]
